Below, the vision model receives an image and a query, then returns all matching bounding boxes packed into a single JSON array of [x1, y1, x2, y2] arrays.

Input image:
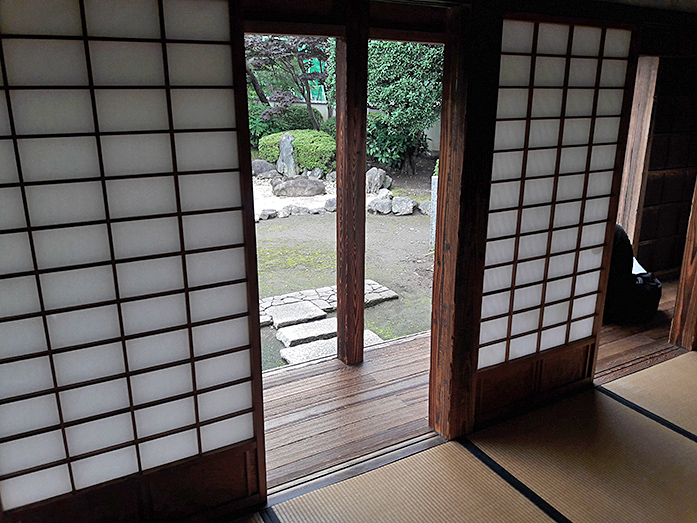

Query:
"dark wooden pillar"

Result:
[[429, 5, 502, 439], [336, 0, 369, 365]]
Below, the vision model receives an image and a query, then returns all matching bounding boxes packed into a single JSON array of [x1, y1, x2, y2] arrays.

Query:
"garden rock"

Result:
[[272, 177, 326, 197], [307, 167, 324, 179], [252, 159, 275, 175], [326, 171, 336, 183], [277, 205, 293, 218], [270, 176, 284, 188], [311, 208, 327, 215], [259, 209, 277, 220], [384, 174, 393, 190], [366, 167, 387, 194], [276, 133, 299, 177], [258, 168, 280, 180], [290, 205, 310, 216], [392, 196, 416, 215], [367, 198, 392, 215], [324, 197, 337, 212], [377, 188, 393, 200], [418, 200, 432, 216]]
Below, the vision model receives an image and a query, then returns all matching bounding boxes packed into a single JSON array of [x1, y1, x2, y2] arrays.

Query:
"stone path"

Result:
[[280, 330, 383, 365]]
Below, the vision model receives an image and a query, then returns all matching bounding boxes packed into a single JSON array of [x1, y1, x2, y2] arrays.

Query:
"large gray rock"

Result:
[[418, 200, 432, 216], [392, 196, 416, 215], [377, 188, 393, 200], [252, 159, 275, 175], [276, 317, 338, 347], [258, 209, 277, 220], [276, 133, 299, 177], [272, 177, 326, 197], [307, 167, 324, 179], [326, 171, 336, 183], [384, 174, 393, 190], [366, 167, 387, 194], [277, 205, 293, 218], [267, 301, 326, 329], [367, 198, 392, 214], [324, 197, 337, 212], [290, 205, 310, 216], [258, 168, 280, 180]]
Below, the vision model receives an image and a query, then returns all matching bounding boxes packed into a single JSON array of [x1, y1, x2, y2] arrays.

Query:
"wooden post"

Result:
[[429, 5, 502, 439], [335, 0, 369, 365]]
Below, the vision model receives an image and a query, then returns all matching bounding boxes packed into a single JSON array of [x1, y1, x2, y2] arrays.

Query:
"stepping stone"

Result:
[[259, 314, 272, 327], [267, 301, 326, 329], [276, 317, 338, 347], [280, 330, 383, 364]]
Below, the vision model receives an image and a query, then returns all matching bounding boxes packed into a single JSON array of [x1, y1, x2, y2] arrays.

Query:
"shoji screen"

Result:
[[0, 0, 263, 520], [475, 19, 635, 421]]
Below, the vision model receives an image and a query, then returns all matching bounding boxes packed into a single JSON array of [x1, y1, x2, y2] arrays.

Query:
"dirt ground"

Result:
[[256, 156, 437, 370]]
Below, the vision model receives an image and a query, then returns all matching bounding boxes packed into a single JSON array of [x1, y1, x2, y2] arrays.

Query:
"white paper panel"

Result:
[[528, 119, 559, 148], [0, 187, 26, 229], [189, 283, 247, 322], [487, 210, 518, 239], [116, 257, 184, 298], [492, 151, 524, 181], [186, 247, 246, 287], [489, 181, 519, 210], [485, 238, 515, 266], [4, 39, 86, 86], [122, 294, 188, 335], [568, 58, 597, 87], [587, 172, 613, 197], [523, 178, 554, 205], [479, 317, 509, 345], [511, 309, 539, 336], [0, 395, 59, 439], [95, 89, 169, 132], [107, 177, 177, 218], [494, 120, 526, 151], [19, 137, 99, 181], [0, 98, 10, 135], [515, 259, 545, 286], [0, 233, 33, 275], [569, 317, 594, 341], [551, 227, 578, 254], [167, 44, 233, 86], [84, 0, 160, 38], [10, 90, 94, 135], [509, 332, 537, 359], [557, 174, 585, 201], [540, 324, 566, 351], [513, 284, 542, 311], [600, 60, 627, 87], [179, 172, 242, 211], [596, 89, 624, 116], [543, 301, 569, 327], [575, 271, 601, 295], [0, 0, 82, 35], [135, 397, 195, 437], [164, 0, 230, 40], [126, 329, 190, 371], [0, 357, 53, 400], [201, 412, 254, 452], [174, 132, 239, 172], [477, 342, 507, 369], [0, 141, 18, 182], [54, 343, 124, 387], [604, 29, 632, 58], [501, 20, 534, 53], [59, 378, 130, 422], [26, 182, 105, 226], [554, 201, 582, 227], [521, 206, 550, 233], [0, 465, 72, 510], [171, 89, 236, 130], [578, 247, 604, 271], [559, 146, 588, 174], [198, 382, 252, 421], [0, 277, 40, 317], [0, 430, 65, 475], [131, 364, 193, 405], [537, 23, 569, 55], [572, 26, 602, 56], [563, 118, 592, 146], [531, 89, 563, 118], [47, 305, 121, 349], [66, 414, 133, 456], [483, 265, 513, 293], [526, 148, 557, 177], [499, 55, 531, 86], [192, 317, 250, 357], [90, 41, 164, 85], [72, 446, 139, 489], [590, 144, 617, 171], [195, 350, 251, 389], [581, 223, 607, 247], [584, 197, 610, 222], [496, 89, 528, 119], [0, 318, 47, 359], [534, 57, 566, 87], [139, 429, 198, 470], [593, 117, 621, 144], [548, 253, 576, 279], [101, 134, 173, 176], [517, 232, 548, 260], [112, 217, 181, 259], [481, 291, 510, 319], [565, 89, 595, 117], [182, 211, 244, 250]]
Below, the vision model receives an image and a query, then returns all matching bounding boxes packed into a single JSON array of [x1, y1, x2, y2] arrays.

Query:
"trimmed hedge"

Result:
[[259, 129, 336, 172], [248, 104, 324, 148], [320, 116, 336, 138]]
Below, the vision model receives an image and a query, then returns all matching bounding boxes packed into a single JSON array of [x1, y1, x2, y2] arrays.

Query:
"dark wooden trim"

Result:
[[335, 0, 369, 366], [429, 4, 502, 439]]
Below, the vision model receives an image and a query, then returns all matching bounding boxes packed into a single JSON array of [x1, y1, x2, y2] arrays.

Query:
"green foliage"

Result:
[[258, 130, 336, 172], [366, 112, 429, 167], [320, 116, 336, 137], [433, 159, 439, 177], [282, 105, 323, 130], [248, 104, 324, 148]]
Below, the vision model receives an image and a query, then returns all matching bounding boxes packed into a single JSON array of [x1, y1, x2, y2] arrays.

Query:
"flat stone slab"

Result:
[[280, 330, 383, 364], [267, 301, 326, 329], [276, 317, 338, 347], [259, 314, 272, 327]]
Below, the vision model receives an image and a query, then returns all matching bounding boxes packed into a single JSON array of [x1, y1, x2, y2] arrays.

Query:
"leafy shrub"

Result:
[[282, 105, 324, 130], [366, 112, 428, 168], [248, 103, 324, 148], [259, 130, 336, 172], [433, 159, 439, 176], [320, 116, 336, 138]]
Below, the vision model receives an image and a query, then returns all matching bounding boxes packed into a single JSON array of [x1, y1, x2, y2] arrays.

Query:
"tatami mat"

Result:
[[471, 390, 697, 523], [603, 351, 697, 435], [268, 441, 553, 523]]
